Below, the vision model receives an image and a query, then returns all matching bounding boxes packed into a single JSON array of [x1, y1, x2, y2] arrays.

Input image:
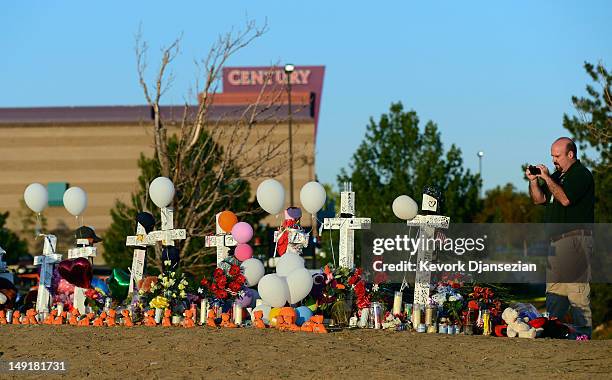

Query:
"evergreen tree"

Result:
[[339, 102, 481, 223]]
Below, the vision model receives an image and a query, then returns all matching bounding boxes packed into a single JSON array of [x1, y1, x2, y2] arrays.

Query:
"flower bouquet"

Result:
[[138, 260, 191, 317]]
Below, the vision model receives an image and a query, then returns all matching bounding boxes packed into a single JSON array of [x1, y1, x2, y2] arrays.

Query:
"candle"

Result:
[[199, 299, 208, 325], [57, 302, 64, 315], [155, 308, 163, 324], [359, 308, 369, 328], [234, 303, 243, 325], [6, 309, 13, 323], [412, 304, 422, 327], [392, 291, 402, 316], [425, 305, 434, 326]]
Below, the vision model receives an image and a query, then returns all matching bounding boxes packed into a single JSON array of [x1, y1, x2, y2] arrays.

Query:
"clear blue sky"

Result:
[[2, 1, 611, 194]]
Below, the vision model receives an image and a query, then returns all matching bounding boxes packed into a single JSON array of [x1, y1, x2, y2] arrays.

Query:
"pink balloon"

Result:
[[231, 222, 253, 244], [235, 244, 253, 261]]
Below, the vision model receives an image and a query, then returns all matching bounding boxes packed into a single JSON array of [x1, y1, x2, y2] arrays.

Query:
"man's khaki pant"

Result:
[[546, 234, 593, 338]]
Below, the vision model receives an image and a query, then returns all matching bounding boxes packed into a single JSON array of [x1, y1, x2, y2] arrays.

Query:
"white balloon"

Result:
[[256, 179, 285, 214], [149, 177, 175, 208], [252, 304, 272, 324], [299, 181, 327, 214], [392, 195, 418, 220], [240, 258, 265, 287], [23, 183, 48, 213], [63, 187, 88, 216], [257, 274, 289, 308], [276, 252, 305, 277], [286, 267, 314, 304]]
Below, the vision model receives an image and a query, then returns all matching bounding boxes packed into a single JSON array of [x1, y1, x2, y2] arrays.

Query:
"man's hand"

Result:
[[525, 167, 538, 182], [536, 164, 550, 179]]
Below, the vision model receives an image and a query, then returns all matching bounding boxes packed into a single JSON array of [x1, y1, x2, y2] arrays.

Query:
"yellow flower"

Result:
[[149, 296, 169, 309], [178, 283, 185, 290], [180, 291, 186, 298], [164, 260, 171, 266]]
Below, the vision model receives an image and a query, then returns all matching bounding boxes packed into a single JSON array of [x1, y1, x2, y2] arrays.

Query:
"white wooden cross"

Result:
[[67, 240, 96, 314], [125, 220, 156, 295], [273, 228, 310, 256], [323, 182, 371, 269], [125, 207, 186, 251], [0, 245, 13, 283], [34, 235, 63, 313], [205, 213, 237, 266], [407, 193, 450, 306]]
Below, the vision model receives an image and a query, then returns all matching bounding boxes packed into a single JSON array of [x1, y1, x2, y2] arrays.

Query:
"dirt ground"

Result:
[[1, 326, 611, 379]]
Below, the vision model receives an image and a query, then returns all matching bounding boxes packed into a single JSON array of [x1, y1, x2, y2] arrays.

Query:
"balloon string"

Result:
[[35, 212, 42, 237], [400, 225, 414, 292]]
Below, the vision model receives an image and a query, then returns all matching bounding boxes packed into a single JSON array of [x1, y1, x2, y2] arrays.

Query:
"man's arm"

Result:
[[526, 167, 546, 204], [536, 164, 570, 207]]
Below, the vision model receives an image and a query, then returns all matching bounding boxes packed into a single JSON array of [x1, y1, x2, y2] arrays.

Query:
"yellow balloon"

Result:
[[269, 307, 281, 327]]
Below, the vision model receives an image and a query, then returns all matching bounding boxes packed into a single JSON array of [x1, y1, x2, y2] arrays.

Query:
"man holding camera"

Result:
[[526, 137, 595, 338]]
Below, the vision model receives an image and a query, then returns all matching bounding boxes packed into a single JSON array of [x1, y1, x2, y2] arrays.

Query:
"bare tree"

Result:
[[134, 20, 309, 272]]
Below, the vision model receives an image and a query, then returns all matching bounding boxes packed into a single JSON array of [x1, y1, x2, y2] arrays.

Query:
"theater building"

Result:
[[0, 65, 325, 263]]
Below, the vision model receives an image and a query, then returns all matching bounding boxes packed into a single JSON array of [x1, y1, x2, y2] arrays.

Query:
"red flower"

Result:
[[235, 274, 246, 285], [451, 282, 460, 289], [210, 283, 218, 292], [217, 276, 227, 288], [200, 278, 209, 287], [229, 265, 240, 277], [468, 300, 479, 310], [213, 268, 224, 279], [216, 290, 228, 299], [229, 281, 241, 293]]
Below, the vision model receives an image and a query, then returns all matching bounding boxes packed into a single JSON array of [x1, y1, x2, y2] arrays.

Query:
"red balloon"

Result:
[[58, 257, 93, 289]]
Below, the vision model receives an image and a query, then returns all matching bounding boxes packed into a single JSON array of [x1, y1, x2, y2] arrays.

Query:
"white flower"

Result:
[[197, 287, 204, 294], [449, 296, 457, 302], [164, 260, 171, 266], [372, 284, 379, 292]]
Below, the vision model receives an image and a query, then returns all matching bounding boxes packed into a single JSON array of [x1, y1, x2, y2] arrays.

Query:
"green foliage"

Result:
[[339, 102, 481, 223], [0, 211, 29, 264], [475, 183, 544, 223], [563, 61, 611, 222]]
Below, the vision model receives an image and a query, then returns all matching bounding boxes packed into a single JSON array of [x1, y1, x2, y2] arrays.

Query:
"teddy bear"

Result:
[[162, 309, 172, 327], [121, 309, 133, 327], [502, 307, 536, 338], [183, 310, 195, 328]]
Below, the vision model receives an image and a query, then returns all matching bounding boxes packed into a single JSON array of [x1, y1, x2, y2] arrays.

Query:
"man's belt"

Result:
[[551, 229, 592, 243]]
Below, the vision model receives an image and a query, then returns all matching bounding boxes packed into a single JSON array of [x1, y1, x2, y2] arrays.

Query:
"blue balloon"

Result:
[[295, 306, 313, 326], [91, 276, 110, 296]]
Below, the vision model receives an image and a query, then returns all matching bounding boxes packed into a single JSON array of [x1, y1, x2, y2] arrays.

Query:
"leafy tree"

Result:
[[0, 211, 29, 264], [563, 61, 611, 222], [474, 183, 544, 223], [103, 134, 264, 275], [339, 102, 481, 223]]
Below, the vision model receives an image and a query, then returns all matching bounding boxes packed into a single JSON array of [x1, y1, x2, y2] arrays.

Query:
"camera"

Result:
[[528, 165, 541, 175]]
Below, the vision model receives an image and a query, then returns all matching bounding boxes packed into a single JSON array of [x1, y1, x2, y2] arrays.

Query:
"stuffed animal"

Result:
[[121, 310, 133, 327], [53, 311, 66, 325], [0, 310, 6, 324], [162, 309, 172, 327], [12, 310, 21, 324], [253, 310, 266, 329], [26, 309, 38, 325], [44, 310, 57, 325], [69, 309, 80, 325], [206, 309, 217, 328], [220, 313, 236, 328], [502, 307, 536, 338], [144, 310, 157, 326], [311, 315, 327, 334], [107, 310, 117, 327], [183, 310, 195, 328], [93, 312, 107, 327]]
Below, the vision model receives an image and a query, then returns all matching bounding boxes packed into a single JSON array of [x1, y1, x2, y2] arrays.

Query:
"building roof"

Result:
[[0, 101, 314, 126]]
